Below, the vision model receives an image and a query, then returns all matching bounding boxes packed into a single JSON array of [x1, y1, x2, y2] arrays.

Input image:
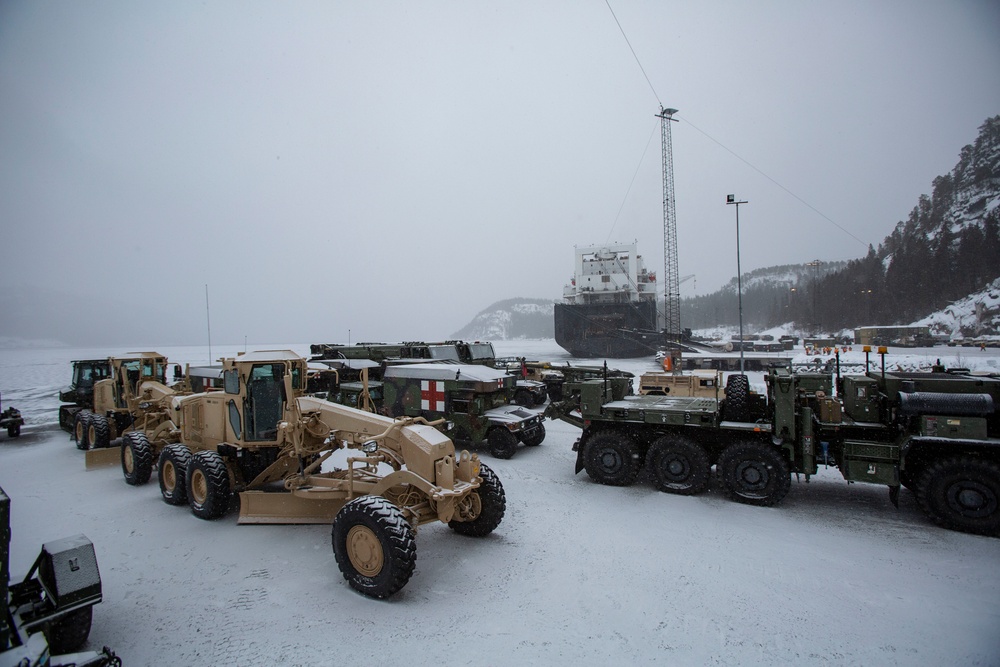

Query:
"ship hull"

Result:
[[554, 301, 661, 358]]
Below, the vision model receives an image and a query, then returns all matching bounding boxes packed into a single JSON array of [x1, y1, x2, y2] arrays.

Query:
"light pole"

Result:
[[726, 195, 748, 374]]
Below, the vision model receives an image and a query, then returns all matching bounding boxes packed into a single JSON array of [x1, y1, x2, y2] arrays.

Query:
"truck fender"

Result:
[[573, 433, 590, 474]]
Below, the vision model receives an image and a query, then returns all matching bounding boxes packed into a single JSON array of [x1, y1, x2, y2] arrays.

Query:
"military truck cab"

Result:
[[380, 363, 545, 459]]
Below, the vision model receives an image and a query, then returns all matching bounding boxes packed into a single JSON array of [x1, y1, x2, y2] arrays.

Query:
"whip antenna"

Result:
[[205, 284, 213, 363]]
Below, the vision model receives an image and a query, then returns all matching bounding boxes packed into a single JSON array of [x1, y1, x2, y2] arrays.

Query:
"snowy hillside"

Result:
[[451, 298, 554, 340], [713, 261, 848, 294], [913, 276, 1000, 339]]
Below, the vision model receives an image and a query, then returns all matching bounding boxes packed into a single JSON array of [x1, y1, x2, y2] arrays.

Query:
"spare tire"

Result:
[[722, 374, 750, 422]]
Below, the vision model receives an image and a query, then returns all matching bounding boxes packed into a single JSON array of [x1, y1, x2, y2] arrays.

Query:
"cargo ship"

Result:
[[554, 243, 663, 358]]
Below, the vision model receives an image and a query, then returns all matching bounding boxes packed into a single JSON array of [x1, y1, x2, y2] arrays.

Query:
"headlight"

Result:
[[362, 440, 378, 454]]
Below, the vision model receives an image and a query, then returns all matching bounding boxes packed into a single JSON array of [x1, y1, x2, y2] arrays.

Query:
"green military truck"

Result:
[[336, 363, 546, 459], [311, 340, 550, 405], [547, 364, 1000, 536]]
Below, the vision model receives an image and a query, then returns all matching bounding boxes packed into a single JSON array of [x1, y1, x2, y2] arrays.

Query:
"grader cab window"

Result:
[[141, 359, 166, 384], [117, 360, 142, 407], [244, 363, 286, 441], [224, 369, 240, 394], [228, 399, 242, 439]]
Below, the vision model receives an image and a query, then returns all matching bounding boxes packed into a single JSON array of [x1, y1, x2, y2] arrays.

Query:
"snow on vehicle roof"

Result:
[[234, 350, 303, 363], [384, 363, 509, 383], [314, 358, 381, 370], [115, 351, 167, 360]]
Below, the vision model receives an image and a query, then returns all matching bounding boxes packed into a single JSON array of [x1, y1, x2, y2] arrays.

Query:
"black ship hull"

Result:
[[554, 301, 662, 358]]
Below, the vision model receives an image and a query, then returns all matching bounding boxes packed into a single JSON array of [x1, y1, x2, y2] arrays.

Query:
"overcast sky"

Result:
[[2, 1, 998, 346]]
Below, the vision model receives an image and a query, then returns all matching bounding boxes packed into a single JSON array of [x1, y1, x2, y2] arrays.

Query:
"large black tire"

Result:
[[187, 450, 232, 520], [159, 444, 193, 506], [722, 374, 751, 422], [74, 410, 92, 450], [583, 431, 642, 486], [520, 423, 546, 447], [45, 605, 93, 654], [449, 463, 506, 537], [7, 424, 20, 438], [122, 431, 154, 486], [915, 456, 1000, 536], [513, 389, 533, 407], [87, 413, 111, 449], [332, 496, 417, 599], [648, 435, 711, 495], [717, 441, 790, 506], [487, 428, 518, 459]]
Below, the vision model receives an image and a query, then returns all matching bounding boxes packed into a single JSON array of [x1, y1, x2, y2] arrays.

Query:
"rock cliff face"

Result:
[[451, 298, 554, 340]]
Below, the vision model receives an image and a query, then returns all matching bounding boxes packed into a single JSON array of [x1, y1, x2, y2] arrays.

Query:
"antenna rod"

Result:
[[205, 284, 213, 363]]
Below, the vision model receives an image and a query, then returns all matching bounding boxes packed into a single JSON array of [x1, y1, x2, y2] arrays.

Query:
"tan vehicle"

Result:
[[73, 352, 181, 469], [637, 369, 723, 399], [123, 350, 505, 598]]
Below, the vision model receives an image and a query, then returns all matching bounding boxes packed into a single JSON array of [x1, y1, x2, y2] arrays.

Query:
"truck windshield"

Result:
[[428, 346, 461, 361], [75, 363, 109, 388], [468, 344, 495, 361]]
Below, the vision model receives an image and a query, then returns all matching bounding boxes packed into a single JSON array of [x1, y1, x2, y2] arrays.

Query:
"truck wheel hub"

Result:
[[948, 481, 996, 518], [346, 525, 384, 577], [191, 470, 207, 504], [599, 450, 622, 471], [665, 458, 688, 478], [736, 462, 766, 488], [162, 461, 176, 491]]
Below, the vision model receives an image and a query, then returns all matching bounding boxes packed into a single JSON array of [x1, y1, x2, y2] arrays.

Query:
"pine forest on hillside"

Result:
[[682, 116, 1000, 335]]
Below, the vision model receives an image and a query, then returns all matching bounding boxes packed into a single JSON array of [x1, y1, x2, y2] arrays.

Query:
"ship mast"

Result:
[[657, 106, 681, 341]]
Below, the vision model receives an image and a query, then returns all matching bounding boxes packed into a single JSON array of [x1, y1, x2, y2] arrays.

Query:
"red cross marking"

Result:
[[421, 380, 446, 412]]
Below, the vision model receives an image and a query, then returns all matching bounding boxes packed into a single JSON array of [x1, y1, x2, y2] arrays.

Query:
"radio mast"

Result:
[[657, 106, 681, 341]]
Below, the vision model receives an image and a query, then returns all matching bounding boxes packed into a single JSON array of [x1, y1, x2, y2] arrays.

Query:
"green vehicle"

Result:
[[0, 393, 24, 439], [335, 363, 546, 459], [548, 363, 1000, 537], [311, 340, 550, 405]]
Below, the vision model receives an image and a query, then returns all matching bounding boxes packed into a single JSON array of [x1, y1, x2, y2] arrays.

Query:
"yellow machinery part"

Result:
[[84, 447, 121, 470]]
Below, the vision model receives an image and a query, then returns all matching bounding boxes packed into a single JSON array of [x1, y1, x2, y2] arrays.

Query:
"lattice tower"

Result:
[[658, 107, 680, 339]]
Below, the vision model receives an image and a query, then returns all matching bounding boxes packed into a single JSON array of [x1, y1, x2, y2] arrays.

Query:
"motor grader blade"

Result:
[[237, 490, 347, 525], [85, 445, 121, 469]]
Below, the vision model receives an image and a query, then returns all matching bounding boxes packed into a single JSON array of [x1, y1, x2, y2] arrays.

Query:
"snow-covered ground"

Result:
[[1, 340, 999, 665]]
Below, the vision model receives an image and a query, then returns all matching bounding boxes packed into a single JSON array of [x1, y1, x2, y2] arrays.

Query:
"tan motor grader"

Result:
[[72, 352, 186, 469], [120, 350, 505, 599]]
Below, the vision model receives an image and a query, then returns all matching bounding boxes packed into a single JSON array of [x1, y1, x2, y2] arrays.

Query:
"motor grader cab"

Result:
[[135, 350, 505, 598], [77, 353, 175, 468]]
